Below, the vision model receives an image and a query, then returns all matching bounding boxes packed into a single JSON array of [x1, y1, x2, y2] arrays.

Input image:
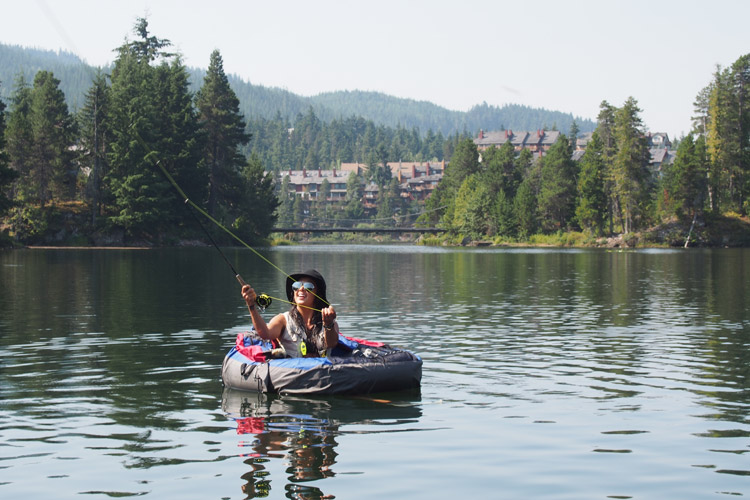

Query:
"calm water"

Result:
[[1, 245, 749, 499]]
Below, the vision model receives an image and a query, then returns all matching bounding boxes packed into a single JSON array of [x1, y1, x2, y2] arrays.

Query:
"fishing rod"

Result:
[[137, 137, 327, 312]]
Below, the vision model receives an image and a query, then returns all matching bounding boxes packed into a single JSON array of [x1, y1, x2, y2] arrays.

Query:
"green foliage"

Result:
[[5, 70, 77, 207], [528, 231, 590, 247], [77, 71, 111, 224], [538, 134, 577, 231], [611, 98, 652, 232], [231, 153, 279, 242], [0, 90, 18, 216], [705, 54, 750, 214], [276, 175, 294, 226], [106, 19, 184, 239], [451, 174, 491, 237], [514, 177, 538, 238], [345, 171, 364, 221], [4, 36, 750, 247], [196, 49, 250, 218], [7, 205, 59, 243], [490, 188, 517, 237], [661, 134, 708, 220], [576, 131, 607, 235]]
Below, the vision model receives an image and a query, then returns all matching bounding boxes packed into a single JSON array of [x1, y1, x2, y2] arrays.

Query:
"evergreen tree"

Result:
[[276, 174, 294, 226], [612, 97, 651, 232], [0, 90, 19, 217], [538, 134, 577, 231], [662, 134, 708, 220], [232, 152, 279, 241], [514, 177, 538, 238], [152, 56, 207, 226], [344, 171, 364, 222], [376, 177, 401, 222], [77, 71, 110, 224], [29, 71, 76, 205], [293, 194, 304, 226], [576, 131, 607, 235], [106, 18, 179, 238], [442, 137, 480, 194], [481, 141, 520, 198], [313, 177, 331, 224], [420, 137, 478, 226], [490, 188, 517, 237], [706, 54, 750, 214], [596, 101, 618, 233], [4, 74, 33, 203], [451, 174, 491, 237], [195, 49, 250, 218]]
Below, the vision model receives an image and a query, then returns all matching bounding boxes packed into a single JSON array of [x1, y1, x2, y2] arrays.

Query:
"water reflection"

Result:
[[223, 389, 422, 499]]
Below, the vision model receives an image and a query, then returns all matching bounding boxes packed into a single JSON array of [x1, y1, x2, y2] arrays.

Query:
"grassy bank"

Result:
[[418, 213, 750, 249]]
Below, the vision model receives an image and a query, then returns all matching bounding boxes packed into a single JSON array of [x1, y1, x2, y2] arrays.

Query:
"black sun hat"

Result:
[[286, 269, 328, 305]]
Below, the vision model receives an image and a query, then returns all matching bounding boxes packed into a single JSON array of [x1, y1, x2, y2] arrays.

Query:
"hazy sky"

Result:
[[2, 0, 748, 138]]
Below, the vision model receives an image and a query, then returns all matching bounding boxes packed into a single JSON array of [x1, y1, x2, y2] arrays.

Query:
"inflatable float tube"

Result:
[[221, 332, 422, 395]]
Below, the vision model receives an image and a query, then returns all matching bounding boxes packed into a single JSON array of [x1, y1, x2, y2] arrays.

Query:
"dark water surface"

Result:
[[1, 246, 749, 499]]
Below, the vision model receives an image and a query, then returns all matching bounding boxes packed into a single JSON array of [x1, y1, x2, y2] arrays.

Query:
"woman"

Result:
[[241, 269, 339, 358]]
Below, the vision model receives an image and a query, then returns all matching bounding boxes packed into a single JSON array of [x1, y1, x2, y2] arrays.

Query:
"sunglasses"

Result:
[[292, 281, 316, 292]]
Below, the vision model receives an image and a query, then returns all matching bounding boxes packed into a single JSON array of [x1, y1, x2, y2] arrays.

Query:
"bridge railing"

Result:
[[271, 227, 446, 234]]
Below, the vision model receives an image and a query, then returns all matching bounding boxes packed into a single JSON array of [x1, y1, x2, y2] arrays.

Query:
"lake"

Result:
[[1, 245, 749, 499]]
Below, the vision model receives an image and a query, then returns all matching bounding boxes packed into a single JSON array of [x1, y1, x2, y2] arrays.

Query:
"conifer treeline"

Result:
[[0, 20, 747, 245], [0, 19, 277, 244], [420, 53, 750, 240]]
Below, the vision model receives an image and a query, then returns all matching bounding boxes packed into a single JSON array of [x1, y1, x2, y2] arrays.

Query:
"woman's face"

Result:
[[292, 278, 317, 308]]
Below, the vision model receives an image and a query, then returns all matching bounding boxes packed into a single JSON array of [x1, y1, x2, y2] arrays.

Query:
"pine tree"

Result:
[[0, 90, 19, 217], [78, 71, 110, 224], [232, 153, 278, 242], [481, 140, 520, 198], [514, 177, 538, 238], [612, 97, 651, 233], [420, 137, 478, 227], [276, 175, 294, 226], [345, 171, 364, 223], [25, 71, 76, 205], [107, 18, 178, 238], [706, 54, 750, 214], [596, 101, 618, 233], [4, 74, 33, 203], [452, 174, 491, 238], [153, 56, 207, 209], [576, 131, 607, 235], [662, 134, 708, 220], [195, 49, 250, 218], [538, 134, 577, 231]]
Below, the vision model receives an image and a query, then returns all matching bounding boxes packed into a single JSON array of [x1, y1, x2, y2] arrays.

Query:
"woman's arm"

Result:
[[242, 284, 285, 340]]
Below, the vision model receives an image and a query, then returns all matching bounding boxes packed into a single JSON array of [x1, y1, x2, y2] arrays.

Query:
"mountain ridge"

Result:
[[0, 43, 596, 135]]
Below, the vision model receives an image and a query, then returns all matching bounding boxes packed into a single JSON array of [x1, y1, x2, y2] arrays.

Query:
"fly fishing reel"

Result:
[[255, 293, 272, 311]]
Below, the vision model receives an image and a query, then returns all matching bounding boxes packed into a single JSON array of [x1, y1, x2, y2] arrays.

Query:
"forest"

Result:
[[418, 51, 750, 247], [0, 19, 748, 247]]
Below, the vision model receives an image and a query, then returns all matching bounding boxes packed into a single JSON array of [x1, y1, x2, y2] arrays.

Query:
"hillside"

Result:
[[1, 43, 596, 136]]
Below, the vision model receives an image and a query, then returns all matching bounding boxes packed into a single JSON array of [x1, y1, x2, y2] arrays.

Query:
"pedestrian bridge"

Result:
[[272, 227, 446, 234]]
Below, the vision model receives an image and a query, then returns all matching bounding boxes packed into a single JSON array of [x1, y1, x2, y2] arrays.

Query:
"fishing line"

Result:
[[155, 161, 329, 310], [131, 128, 330, 309]]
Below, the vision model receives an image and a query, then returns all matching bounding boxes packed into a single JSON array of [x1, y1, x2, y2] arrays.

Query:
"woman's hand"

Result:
[[241, 284, 257, 309], [321, 305, 338, 348], [321, 306, 336, 327]]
